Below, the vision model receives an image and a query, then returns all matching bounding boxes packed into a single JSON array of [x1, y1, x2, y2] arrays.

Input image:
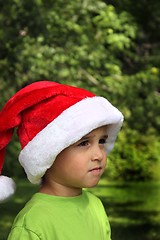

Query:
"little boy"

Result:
[[0, 81, 123, 239]]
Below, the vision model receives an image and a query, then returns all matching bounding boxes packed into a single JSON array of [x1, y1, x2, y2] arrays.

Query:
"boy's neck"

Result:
[[39, 181, 82, 197]]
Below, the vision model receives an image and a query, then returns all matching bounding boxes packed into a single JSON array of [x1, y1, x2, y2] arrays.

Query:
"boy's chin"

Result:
[[84, 181, 100, 189]]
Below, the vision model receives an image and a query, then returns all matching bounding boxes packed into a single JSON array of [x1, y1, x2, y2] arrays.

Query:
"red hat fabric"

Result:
[[0, 81, 124, 202]]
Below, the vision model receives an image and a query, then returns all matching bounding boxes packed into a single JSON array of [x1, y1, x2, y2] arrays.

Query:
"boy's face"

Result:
[[42, 126, 107, 196]]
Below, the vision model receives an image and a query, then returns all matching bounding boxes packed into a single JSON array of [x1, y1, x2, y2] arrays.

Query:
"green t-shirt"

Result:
[[8, 190, 111, 240]]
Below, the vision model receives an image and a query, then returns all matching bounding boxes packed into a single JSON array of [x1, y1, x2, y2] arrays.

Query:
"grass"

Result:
[[90, 180, 160, 240], [1, 180, 160, 240], [0, 181, 38, 240]]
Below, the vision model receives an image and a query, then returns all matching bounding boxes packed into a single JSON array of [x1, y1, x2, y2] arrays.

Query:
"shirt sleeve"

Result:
[[7, 226, 41, 240]]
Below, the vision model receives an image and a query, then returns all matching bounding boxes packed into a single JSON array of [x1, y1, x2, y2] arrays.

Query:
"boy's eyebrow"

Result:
[[80, 134, 108, 140], [102, 134, 108, 139], [101, 134, 108, 139]]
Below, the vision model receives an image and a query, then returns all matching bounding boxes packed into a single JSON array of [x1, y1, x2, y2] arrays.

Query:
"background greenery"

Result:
[[0, 0, 160, 239]]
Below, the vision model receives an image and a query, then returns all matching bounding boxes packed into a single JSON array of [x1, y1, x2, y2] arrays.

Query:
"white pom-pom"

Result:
[[0, 175, 16, 203]]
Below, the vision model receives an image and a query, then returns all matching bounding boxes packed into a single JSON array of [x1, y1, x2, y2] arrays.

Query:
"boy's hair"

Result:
[[0, 81, 123, 202]]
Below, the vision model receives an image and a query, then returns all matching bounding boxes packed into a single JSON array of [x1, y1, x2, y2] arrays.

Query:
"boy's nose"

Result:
[[91, 145, 104, 162]]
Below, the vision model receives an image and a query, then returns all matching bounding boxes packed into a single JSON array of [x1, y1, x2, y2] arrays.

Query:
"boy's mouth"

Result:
[[88, 167, 102, 172]]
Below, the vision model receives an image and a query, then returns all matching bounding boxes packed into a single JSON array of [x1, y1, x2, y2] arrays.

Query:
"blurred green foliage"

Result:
[[0, 0, 160, 181], [93, 180, 160, 240]]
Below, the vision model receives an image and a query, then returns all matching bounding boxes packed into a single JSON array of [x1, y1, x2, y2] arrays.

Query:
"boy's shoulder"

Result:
[[84, 190, 101, 201], [84, 190, 104, 208]]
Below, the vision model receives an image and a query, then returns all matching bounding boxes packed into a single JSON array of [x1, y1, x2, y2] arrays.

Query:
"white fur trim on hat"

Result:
[[0, 176, 16, 202], [19, 96, 123, 184]]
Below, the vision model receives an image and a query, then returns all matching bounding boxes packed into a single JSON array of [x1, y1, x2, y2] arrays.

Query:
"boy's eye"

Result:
[[78, 140, 89, 147], [99, 138, 107, 144]]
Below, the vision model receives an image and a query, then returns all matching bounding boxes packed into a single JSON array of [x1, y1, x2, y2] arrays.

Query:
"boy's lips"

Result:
[[88, 166, 102, 172]]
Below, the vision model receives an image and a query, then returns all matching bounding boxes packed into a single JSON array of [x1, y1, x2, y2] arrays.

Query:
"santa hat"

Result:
[[0, 81, 123, 202]]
